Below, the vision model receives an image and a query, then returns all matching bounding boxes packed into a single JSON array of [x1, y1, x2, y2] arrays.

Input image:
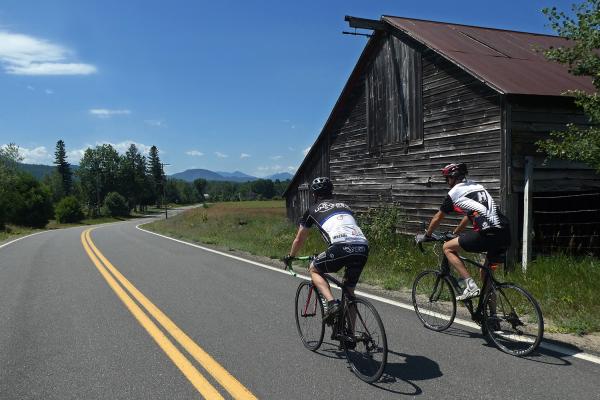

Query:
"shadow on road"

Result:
[[316, 342, 440, 396], [439, 327, 572, 366], [371, 349, 441, 395]]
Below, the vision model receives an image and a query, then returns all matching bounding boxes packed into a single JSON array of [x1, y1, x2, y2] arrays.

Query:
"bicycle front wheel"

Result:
[[343, 298, 388, 383], [295, 281, 325, 351], [412, 270, 456, 331], [483, 283, 544, 356]]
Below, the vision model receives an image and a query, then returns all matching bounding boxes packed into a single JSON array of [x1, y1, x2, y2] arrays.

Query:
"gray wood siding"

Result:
[[285, 137, 329, 222], [366, 33, 422, 148], [288, 31, 504, 233], [509, 96, 600, 193]]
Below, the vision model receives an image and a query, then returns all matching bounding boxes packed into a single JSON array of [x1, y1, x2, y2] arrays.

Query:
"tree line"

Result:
[[0, 140, 290, 230]]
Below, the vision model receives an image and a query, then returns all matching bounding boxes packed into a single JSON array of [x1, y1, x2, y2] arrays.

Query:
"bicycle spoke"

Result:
[[484, 284, 543, 356], [412, 270, 456, 331], [295, 282, 325, 351], [344, 298, 387, 383]]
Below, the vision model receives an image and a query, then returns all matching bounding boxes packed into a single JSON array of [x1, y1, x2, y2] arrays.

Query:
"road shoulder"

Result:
[[136, 222, 600, 360]]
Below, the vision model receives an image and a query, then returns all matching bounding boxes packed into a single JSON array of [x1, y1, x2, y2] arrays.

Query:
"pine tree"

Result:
[[147, 145, 163, 206], [54, 140, 72, 196]]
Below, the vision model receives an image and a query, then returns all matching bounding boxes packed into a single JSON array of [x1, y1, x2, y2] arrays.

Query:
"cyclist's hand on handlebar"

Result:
[[283, 254, 293, 265]]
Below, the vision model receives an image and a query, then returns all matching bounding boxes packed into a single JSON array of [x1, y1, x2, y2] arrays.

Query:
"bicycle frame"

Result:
[[286, 256, 369, 346], [436, 248, 503, 324]]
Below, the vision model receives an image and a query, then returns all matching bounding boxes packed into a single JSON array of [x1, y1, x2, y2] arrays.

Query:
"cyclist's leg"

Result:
[[342, 247, 369, 333], [443, 237, 470, 279], [310, 253, 334, 301], [448, 231, 486, 299]]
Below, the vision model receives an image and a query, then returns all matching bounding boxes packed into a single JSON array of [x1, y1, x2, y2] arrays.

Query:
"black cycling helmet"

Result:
[[441, 163, 468, 180], [310, 177, 333, 197]]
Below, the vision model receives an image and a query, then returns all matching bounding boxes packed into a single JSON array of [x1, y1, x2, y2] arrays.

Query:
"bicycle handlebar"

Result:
[[281, 255, 315, 277], [415, 231, 457, 253]]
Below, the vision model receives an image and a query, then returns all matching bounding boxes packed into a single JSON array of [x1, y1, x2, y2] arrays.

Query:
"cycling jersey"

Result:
[[298, 200, 368, 245], [440, 180, 509, 232]]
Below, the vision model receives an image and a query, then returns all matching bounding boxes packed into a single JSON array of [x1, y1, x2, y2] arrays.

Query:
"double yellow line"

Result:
[[81, 228, 257, 399]]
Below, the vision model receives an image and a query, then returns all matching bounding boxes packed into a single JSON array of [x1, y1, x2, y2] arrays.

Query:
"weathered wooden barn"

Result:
[[283, 16, 600, 261]]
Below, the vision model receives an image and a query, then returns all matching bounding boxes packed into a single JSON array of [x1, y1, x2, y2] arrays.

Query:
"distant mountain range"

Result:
[[16, 163, 292, 183], [170, 169, 292, 182], [17, 163, 79, 179]]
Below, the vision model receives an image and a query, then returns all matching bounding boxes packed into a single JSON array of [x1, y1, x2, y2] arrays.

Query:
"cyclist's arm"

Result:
[[453, 216, 470, 235], [425, 211, 445, 237], [289, 225, 310, 257]]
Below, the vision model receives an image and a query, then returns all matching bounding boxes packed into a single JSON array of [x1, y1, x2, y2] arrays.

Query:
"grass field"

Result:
[[145, 200, 600, 335], [0, 225, 40, 242], [0, 214, 146, 243]]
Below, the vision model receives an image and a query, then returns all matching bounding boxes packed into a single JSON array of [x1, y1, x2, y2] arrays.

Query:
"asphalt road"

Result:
[[1, 217, 599, 399]]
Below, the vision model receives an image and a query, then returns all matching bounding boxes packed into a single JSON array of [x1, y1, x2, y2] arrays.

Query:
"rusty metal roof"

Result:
[[383, 16, 596, 96]]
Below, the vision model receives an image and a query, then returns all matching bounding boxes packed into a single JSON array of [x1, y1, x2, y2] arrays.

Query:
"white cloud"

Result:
[[68, 140, 155, 163], [144, 119, 166, 127], [0, 31, 97, 76], [102, 140, 152, 155], [0, 144, 51, 164], [270, 155, 283, 161], [215, 151, 228, 158], [45, 88, 53, 95], [26, 85, 35, 91], [288, 146, 295, 151], [254, 164, 297, 177], [186, 150, 204, 156], [68, 148, 86, 162], [303, 146, 311, 156], [89, 109, 131, 118], [240, 153, 251, 159]]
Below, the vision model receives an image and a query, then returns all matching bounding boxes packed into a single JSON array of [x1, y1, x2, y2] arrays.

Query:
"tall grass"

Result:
[[146, 201, 600, 334], [507, 255, 600, 334]]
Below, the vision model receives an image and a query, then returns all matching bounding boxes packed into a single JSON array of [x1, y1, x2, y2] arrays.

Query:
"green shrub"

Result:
[[358, 204, 404, 249], [7, 173, 53, 228], [102, 192, 129, 217], [55, 196, 84, 223]]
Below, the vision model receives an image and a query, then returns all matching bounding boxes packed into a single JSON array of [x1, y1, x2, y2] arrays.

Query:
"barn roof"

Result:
[[284, 16, 596, 197], [382, 16, 595, 96]]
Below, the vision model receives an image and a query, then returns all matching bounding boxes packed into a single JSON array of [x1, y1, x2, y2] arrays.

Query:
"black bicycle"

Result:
[[284, 256, 388, 383], [412, 232, 544, 356]]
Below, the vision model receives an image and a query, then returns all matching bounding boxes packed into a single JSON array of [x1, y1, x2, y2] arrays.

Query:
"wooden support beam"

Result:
[[344, 15, 387, 31], [522, 156, 534, 272]]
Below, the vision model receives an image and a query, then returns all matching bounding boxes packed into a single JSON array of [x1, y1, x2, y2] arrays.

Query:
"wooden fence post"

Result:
[[522, 156, 534, 273]]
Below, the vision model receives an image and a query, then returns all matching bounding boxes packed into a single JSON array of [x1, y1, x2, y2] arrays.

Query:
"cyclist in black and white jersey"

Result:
[[285, 177, 369, 322], [418, 163, 511, 300]]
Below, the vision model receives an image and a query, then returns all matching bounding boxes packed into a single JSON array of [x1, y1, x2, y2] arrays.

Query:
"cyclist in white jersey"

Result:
[[418, 163, 511, 300], [285, 177, 369, 322]]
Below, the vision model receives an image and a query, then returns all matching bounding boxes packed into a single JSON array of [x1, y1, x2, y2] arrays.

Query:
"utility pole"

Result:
[[161, 162, 170, 219]]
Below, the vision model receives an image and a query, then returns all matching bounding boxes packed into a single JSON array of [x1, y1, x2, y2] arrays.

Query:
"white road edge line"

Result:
[[0, 231, 50, 250], [135, 223, 600, 366]]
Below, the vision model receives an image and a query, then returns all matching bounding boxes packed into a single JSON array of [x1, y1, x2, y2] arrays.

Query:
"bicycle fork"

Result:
[[302, 284, 321, 318]]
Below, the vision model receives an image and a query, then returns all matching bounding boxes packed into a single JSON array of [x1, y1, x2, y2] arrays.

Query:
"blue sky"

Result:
[[0, 0, 577, 176]]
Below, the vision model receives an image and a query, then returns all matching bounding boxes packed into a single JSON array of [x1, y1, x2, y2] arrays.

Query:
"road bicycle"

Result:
[[283, 256, 388, 383], [412, 232, 544, 356]]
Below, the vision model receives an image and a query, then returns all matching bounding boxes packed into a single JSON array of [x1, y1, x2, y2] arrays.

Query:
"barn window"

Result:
[[366, 33, 423, 149]]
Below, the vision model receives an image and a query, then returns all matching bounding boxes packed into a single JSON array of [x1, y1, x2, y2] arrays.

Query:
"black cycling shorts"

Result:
[[458, 229, 511, 263], [313, 243, 369, 288]]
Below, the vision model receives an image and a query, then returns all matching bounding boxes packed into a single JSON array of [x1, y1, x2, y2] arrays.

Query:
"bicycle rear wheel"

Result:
[[295, 281, 325, 351], [483, 283, 544, 356], [343, 298, 388, 383], [412, 270, 456, 331]]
